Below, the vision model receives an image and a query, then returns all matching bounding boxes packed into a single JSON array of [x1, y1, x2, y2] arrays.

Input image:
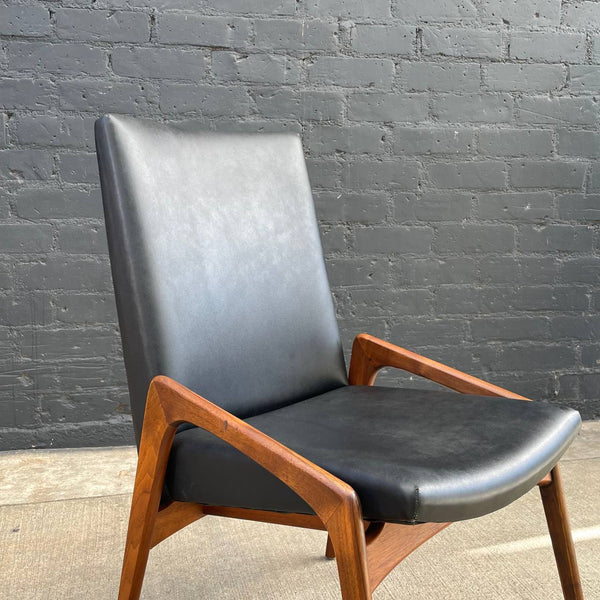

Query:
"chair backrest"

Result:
[[95, 115, 348, 445]]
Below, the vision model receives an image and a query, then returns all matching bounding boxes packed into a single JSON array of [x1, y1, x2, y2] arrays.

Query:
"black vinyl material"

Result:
[[167, 385, 580, 523], [96, 115, 581, 524], [95, 115, 348, 445]]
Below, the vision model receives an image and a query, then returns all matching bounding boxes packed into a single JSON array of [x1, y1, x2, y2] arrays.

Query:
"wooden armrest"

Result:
[[144, 376, 359, 525], [349, 333, 529, 401]]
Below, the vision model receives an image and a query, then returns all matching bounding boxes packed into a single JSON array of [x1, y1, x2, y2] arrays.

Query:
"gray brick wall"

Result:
[[1, 0, 598, 449]]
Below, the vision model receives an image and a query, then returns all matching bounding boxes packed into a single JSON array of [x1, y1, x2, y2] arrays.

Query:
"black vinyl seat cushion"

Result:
[[166, 385, 581, 524]]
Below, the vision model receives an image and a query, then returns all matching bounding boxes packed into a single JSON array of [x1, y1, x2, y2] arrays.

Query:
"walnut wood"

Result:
[[349, 333, 529, 400], [365, 521, 450, 592], [540, 466, 584, 600], [202, 506, 325, 530], [151, 502, 205, 548], [119, 375, 372, 600]]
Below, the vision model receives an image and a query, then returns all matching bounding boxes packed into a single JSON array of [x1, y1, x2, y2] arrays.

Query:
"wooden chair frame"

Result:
[[118, 333, 583, 600]]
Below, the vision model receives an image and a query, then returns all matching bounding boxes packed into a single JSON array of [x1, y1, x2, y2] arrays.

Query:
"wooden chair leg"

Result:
[[326, 502, 372, 600], [539, 465, 583, 600], [325, 534, 336, 559], [118, 391, 178, 600]]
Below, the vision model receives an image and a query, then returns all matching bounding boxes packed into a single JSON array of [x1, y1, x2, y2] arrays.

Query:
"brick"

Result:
[[569, 66, 600, 94], [0, 114, 6, 148], [19, 328, 114, 361], [427, 161, 506, 190], [563, 2, 600, 27], [390, 318, 468, 347], [479, 128, 553, 157], [253, 88, 344, 121], [510, 161, 586, 190], [8, 42, 106, 76], [517, 96, 597, 126], [13, 114, 94, 149], [59, 80, 155, 113], [308, 57, 394, 88], [351, 289, 432, 316], [307, 125, 385, 155], [210, 119, 302, 134], [255, 19, 338, 52], [396, 191, 472, 221], [519, 225, 594, 253], [59, 153, 99, 184], [393, 127, 475, 155], [471, 316, 549, 341], [54, 293, 117, 325], [520, 257, 560, 284], [582, 345, 600, 368], [560, 258, 600, 284], [0, 4, 50, 37], [305, 159, 341, 188], [594, 37, 600, 64], [403, 62, 480, 92], [479, 345, 577, 372], [159, 84, 251, 116], [432, 94, 513, 123], [56, 9, 149, 42], [354, 226, 433, 254], [111, 47, 205, 80], [478, 191, 553, 221], [315, 191, 388, 223], [213, 52, 299, 84], [400, 256, 478, 285], [205, 0, 295, 15], [0, 78, 54, 109], [0, 150, 54, 181], [15, 258, 111, 291], [480, 0, 560, 26], [325, 258, 388, 286], [512, 285, 588, 311], [591, 164, 600, 192], [422, 27, 501, 58], [511, 32, 586, 63], [348, 93, 428, 122], [320, 225, 346, 252], [558, 194, 600, 221], [307, 0, 391, 18], [551, 316, 600, 340], [158, 14, 249, 47], [392, 0, 477, 22], [558, 130, 600, 158], [57, 224, 108, 254], [0, 224, 53, 253], [14, 187, 103, 219], [343, 160, 420, 190], [351, 24, 414, 56], [0, 294, 51, 326], [478, 256, 520, 284], [485, 64, 564, 92], [434, 224, 514, 253]]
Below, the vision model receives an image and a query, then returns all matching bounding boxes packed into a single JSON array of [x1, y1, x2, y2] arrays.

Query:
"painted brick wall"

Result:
[[1, 0, 599, 449]]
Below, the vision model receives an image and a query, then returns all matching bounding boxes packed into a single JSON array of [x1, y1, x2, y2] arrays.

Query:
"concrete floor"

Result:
[[1, 422, 599, 599]]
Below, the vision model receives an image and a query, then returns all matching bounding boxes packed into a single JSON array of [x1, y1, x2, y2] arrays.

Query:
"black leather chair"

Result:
[[95, 115, 583, 600]]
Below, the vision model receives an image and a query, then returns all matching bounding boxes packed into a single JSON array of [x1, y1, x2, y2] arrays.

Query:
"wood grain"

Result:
[[540, 466, 584, 600]]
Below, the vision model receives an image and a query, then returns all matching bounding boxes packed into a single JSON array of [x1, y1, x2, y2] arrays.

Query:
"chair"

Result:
[[95, 114, 583, 600]]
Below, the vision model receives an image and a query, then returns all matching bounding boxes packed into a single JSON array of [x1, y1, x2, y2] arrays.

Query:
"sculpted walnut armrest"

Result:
[[348, 334, 560, 490], [349, 333, 529, 400], [120, 375, 371, 600]]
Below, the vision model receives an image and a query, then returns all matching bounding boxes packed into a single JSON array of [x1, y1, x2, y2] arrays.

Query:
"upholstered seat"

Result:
[[167, 385, 580, 524]]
